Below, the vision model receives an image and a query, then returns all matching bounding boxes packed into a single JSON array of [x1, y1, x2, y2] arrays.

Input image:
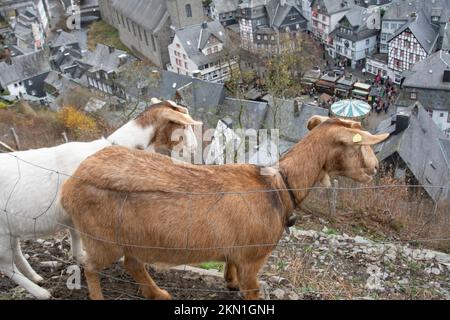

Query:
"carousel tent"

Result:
[[331, 99, 371, 119]]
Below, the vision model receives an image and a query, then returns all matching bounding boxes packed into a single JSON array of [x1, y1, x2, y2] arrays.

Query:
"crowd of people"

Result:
[[370, 74, 398, 115]]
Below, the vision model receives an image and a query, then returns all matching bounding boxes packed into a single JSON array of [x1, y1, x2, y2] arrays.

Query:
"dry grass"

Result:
[[87, 20, 129, 52], [301, 176, 450, 253]]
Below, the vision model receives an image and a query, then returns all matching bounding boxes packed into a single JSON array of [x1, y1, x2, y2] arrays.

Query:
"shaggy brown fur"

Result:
[[61, 116, 389, 300]]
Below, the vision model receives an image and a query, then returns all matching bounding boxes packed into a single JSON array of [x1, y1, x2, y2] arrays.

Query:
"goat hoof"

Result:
[[34, 289, 53, 300], [152, 289, 172, 300], [32, 275, 45, 284]]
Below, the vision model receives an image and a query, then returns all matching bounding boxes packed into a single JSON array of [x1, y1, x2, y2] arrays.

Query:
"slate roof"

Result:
[[212, 0, 239, 14], [384, 0, 450, 25], [174, 20, 227, 66], [331, 6, 380, 41], [442, 22, 450, 52], [402, 50, 450, 91], [263, 95, 329, 152], [50, 31, 86, 50], [126, 70, 226, 115], [311, 0, 356, 15], [374, 104, 450, 203], [112, 0, 169, 34], [216, 97, 269, 130], [0, 50, 51, 87], [387, 10, 439, 54], [81, 43, 129, 73]]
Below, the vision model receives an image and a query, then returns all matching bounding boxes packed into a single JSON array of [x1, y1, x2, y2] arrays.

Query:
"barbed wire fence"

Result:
[[1, 151, 450, 300]]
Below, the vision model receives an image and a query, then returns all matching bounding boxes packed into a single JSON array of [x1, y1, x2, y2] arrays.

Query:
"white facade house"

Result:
[[311, 0, 354, 52], [330, 6, 380, 68], [168, 20, 237, 83], [387, 11, 439, 83]]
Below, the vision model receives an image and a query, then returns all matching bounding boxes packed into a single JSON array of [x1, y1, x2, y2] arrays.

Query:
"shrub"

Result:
[[57, 106, 97, 138]]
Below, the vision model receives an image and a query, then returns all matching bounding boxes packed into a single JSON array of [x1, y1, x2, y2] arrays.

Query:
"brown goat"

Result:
[[60, 116, 389, 300]]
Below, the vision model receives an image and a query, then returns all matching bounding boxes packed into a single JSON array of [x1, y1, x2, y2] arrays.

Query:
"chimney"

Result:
[[192, 70, 202, 78], [293, 100, 300, 117], [393, 112, 410, 135]]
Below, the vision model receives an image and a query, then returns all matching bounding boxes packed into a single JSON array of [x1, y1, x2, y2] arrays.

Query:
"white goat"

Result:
[[0, 100, 200, 299]]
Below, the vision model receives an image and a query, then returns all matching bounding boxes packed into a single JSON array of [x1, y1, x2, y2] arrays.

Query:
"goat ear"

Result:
[[335, 118, 363, 129], [163, 109, 202, 126], [307, 116, 329, 130], [164, 100, 190, 114], [150, 97, 162, 105], [338, 129, 390, 146]]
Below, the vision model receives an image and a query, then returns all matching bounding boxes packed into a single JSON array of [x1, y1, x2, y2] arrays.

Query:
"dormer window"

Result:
[[185, 4, 192, 18]]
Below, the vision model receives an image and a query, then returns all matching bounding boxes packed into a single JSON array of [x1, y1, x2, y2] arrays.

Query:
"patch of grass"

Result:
[[324, 228, 339, 236], [87, 20, 129, 52], [0, 101, 9, 109], [199, 262, 224, 272]]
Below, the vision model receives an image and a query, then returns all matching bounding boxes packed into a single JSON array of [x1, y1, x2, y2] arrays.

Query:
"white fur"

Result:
[[0, 119, 164, 299]]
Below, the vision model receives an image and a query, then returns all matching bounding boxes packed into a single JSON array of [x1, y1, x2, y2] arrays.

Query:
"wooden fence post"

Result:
[[328, 179, 338, 218], [10, 127, 20, 151]]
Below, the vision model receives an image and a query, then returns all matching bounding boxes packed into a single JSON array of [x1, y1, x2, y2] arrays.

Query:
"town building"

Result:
[[330, 6, 380, 68], [387, 10, 439, 82], [0, 49, 51, 98], [98, 0, 204, 68], [167, 20, 238, 83], [375, 104, 450, 204], [210, 0, 239, 26], [239, 0, 307, 53], [396, 50, 450, 137], [310, 0, 355, 51]]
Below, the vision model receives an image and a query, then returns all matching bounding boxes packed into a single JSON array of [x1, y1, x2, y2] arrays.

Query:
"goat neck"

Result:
[[279, 135, 328, 206]]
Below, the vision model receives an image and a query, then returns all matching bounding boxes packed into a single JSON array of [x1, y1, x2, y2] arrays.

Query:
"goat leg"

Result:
[[123, 256, 171, 300], [224, 262, 239, 291]]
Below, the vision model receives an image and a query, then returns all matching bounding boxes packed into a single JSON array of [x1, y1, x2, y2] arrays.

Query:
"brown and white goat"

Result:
[[60, 116, 389, 300]]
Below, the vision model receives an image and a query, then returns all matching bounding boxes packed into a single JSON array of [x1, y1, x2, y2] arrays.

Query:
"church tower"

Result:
[[167, 0, 204, 29]]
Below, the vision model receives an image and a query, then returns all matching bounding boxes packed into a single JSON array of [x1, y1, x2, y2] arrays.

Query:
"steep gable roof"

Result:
[[112, 0, 169, 34], [175, 20, 226, 66], [402, 50, 450, 91], [388, 10, 439, 54], [0, 50, 51, 87], [375, 105, 450, 202]]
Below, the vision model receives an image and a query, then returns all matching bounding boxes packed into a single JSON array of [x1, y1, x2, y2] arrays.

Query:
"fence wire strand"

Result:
[[1, 151, 449, 300]]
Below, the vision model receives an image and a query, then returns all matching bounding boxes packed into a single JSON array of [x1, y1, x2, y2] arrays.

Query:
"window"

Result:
[[28, 80, 33, 86], [144, 30, 149, 46], [116, 10, 120, 25], [366, 39, 370, 45], [440, 113, 445, 118], [137, 26, 143, 41], [151, 35, 156, 51], [183, 54, 186, 59], [185, 4, 192, 18], [207, 48, 212, 54], [126, 18, 131, 32], [410, 92, 417, 100], [213, 46, 218, 53], [132, 22, 136, 36]]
